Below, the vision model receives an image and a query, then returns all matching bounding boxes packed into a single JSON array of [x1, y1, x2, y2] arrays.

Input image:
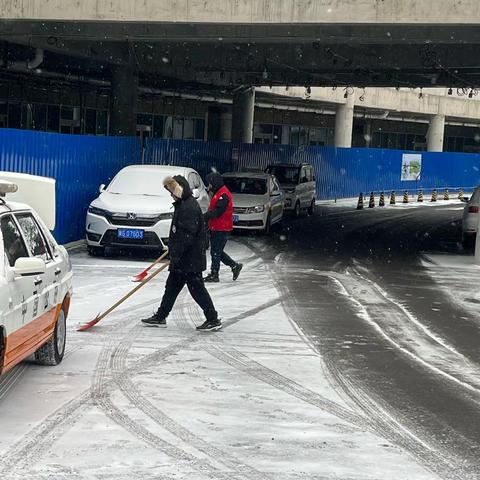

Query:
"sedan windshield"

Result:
[[108, 171, 170, 196], [224, 178, 267, 195]]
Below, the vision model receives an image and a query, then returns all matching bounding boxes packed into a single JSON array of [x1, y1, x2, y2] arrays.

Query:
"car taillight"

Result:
[[468, 206, 479, 213]]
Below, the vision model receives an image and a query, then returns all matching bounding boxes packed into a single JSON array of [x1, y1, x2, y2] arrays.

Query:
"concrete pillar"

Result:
[[427, 114, 445, 152], [334, 92, 355, 148], [231, 86, 255, 143], [110, 66, 138, 136]]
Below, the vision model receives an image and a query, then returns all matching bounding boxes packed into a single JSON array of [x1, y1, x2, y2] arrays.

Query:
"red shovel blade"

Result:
[[131, 271, 148, 283], [77, 314, 102, 332]]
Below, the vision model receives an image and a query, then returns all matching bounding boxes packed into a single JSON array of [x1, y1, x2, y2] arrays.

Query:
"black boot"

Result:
[[204, 272, 219, 283], [232, 263, 243, 281], [196, 319, 222, 332], [141, 314, 167, 328]]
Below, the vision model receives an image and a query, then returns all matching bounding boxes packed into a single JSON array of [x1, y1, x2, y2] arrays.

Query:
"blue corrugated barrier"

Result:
[[0, 129, 141, 244], [2, 129, 480, 244], [145, 139, 480, 199]]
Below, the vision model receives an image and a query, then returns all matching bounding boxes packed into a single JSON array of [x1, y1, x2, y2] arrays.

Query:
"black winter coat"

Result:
[[168, 176, 207, 273]]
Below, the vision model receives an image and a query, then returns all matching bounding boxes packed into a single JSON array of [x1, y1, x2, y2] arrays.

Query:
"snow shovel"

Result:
[[131, 249, 169, 282], [77, 260, 170, 332]]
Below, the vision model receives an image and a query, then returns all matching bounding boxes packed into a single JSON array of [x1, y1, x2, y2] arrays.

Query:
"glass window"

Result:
[[137, 113, 153, 127], [61, 106, 74, 121], [299, 127, 308, 146], [97, 110, 108, 135], [33, 104, 47, 131], [164, 116, 173, 138], [153, 115, 164, 137], [273, 125, 282, 144], [47, 105, 60, 132], [194, 118, 205, 140], [223, 177, 267, 195], [1, 215, 29, 267], [266, 165, 300, 185], [290, 126, 300, 146], [173, 118, 183, 139], [8, 103, 22, 129], [183, 118, 195, 140], [85, 109, 96, 134], [107, 169, 171, 197], [15, 214, 50, 261]]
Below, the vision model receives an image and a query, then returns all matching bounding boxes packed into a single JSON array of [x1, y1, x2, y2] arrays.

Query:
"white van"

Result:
[[265, 164, 316, 217]]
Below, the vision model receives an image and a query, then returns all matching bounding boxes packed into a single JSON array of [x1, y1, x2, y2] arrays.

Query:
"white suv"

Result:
[[462, 186, 480, 248], [266, 164, 316, 217], [0, 173, 73, 375], [86, 165, 210, 255]]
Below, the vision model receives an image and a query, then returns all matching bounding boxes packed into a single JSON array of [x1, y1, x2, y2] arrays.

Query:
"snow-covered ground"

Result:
[[0, 242, 441, 479]]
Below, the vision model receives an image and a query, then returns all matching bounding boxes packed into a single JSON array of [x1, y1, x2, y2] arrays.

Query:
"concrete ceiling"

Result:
[[2, 21, 480, 89]]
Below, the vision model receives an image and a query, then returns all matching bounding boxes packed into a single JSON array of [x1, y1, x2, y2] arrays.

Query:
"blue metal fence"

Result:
[[0, 129, 141, 244], [145, 139, 480, 199], [2, 129, 480, 244]]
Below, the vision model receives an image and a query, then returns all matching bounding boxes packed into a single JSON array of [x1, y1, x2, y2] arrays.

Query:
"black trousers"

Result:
[[210, 231, 236, 273], [157, 270, 218, 322]]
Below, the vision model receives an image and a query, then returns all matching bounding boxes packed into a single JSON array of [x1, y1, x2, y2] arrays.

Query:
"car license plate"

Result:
[[117, 229, 144, 239], [233, 214, 240, 223]]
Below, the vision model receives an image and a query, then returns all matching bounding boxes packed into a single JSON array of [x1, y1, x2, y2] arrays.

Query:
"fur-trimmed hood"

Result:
[[163, 175, 192, 200]]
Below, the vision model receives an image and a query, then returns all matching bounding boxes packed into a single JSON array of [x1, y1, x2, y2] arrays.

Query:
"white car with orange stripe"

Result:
[[0, 173, 73, 375]]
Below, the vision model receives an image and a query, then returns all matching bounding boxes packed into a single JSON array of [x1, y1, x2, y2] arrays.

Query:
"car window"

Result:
[[300, 167, 309, 184], [471, 186, 480, 204], [1, 215, 29, 267], [15, 213, 52, 262], [266, 166, 299, 184], [107, 169, 171, 197], [272, 177, 280, 192], [188, 172, 201, 190], [224, 177, 267, 195]]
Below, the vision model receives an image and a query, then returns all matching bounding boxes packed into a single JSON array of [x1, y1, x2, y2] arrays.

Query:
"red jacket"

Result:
[[208, 186, 233, 232]]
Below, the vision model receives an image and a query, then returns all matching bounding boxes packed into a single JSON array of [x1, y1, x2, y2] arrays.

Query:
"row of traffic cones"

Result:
[[357, 188, 458, 209]]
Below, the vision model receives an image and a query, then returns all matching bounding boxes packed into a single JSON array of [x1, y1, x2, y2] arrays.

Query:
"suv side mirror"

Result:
[[99, 184, 105, 194], [14, 257, 46, 276]]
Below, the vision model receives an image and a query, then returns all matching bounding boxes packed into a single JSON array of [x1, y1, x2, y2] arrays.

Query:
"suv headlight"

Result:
[[88, 205, 109, 217], [248, 205, 265, 214]]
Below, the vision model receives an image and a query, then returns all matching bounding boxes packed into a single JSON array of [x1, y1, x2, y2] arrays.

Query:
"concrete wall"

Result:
[[2, 0, 480, 23], [261, 87, 480, 123]]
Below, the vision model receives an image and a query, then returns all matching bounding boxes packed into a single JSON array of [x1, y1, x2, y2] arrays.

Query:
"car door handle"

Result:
[[55, 268, 62, 276], [34, 278, 43, 286]]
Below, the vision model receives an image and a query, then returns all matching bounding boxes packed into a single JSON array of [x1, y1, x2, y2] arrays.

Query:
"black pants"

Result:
[[210, 231, 236, 273], [157, 271, 218, 322]]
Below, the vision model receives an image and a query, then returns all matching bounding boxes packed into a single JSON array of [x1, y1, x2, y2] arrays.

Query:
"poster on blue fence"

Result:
[[401, 153, 422, 181]]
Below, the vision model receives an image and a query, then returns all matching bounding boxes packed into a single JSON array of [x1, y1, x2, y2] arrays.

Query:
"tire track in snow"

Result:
[[179, 302, 368, 431], [0, 299, 194, 475], [111, 322, 269, 480], [90, 317, 246, 479], [241, 238, 465, 479]]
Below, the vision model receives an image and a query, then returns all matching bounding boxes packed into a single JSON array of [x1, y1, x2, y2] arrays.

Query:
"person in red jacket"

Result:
[[204, 172, 243, 283]]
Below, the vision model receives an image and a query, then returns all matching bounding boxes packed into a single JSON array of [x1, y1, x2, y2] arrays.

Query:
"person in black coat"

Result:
[[141, 175, 222, 331]]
